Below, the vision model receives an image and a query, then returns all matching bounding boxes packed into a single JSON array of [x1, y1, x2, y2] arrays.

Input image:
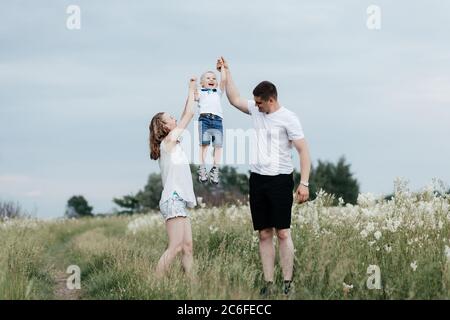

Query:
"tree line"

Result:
[[64, 156, 362, 217]]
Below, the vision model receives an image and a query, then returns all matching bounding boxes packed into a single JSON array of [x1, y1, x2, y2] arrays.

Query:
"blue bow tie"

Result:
[[201, 88, 217, 92]]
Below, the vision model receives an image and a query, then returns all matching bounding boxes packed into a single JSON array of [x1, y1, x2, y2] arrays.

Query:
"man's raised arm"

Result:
[[220, 57, 250, 115]]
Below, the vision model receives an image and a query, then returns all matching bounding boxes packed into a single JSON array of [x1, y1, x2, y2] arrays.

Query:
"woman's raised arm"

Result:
[[166, 77, 197, 144]]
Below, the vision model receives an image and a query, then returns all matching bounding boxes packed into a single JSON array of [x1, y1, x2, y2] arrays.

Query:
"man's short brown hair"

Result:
[[252, 81, 278, 101]]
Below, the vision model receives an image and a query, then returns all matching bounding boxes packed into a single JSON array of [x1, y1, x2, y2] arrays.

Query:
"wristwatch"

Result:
[[300, 181, 309, 187]]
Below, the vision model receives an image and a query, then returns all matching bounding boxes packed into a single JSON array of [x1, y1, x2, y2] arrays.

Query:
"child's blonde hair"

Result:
[[200, 71, 217, 83]]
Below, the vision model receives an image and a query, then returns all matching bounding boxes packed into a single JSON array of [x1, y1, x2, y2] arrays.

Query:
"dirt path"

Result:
[[46, 225, 110, 300], [53, 271, 82, 300], [46, 230, 86, 300]]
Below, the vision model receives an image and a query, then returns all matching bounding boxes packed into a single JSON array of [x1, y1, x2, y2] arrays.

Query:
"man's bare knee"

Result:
[[276, 229, 291, 241], [259, 228, 274, 241]]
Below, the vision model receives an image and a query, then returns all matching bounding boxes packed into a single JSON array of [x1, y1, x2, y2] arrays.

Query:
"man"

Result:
[[218, 57, 311, 296]]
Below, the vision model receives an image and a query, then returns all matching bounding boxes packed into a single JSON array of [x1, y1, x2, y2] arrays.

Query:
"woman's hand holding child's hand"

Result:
[[189, 77, 197, 90]]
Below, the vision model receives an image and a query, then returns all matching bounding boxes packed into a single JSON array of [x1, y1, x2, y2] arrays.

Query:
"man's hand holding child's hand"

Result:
[[216, 58, 223, 71], [219, 56, 228, 69]]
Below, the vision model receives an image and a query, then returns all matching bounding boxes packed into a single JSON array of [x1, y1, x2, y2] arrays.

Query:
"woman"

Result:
[[149, 77, 197, 278]]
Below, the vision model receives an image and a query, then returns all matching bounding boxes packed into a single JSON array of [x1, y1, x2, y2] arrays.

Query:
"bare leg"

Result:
[[259, 228, 275, 282], [213, 147, 222, 166], [181, 218, 194, 277], [200, 145, 209, 165], [155, 217, 186, 278], [276, 228, 294, 281]]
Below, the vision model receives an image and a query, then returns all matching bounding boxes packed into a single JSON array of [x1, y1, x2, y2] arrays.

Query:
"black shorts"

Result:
[[249, 172, 294, 231]]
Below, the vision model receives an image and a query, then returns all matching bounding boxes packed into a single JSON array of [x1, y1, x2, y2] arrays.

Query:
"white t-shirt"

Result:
[[158, 140, 197, 208], [247, 100, 305, 176], [197, 88, 223, 118]]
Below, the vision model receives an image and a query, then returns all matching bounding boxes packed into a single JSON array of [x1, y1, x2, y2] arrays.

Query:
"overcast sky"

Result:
[[1, 1, 449, 218]]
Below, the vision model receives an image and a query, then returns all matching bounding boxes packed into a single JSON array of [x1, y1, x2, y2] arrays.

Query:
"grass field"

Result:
[[1, 179, 450, 300]]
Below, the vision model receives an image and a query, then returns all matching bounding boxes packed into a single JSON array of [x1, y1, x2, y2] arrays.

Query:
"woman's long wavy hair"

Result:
[[149, 112, 170, 160]]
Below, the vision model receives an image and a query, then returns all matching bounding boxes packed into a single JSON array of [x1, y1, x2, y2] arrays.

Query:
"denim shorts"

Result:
[[199, 114, 223, 147], [159, 192, 190, 221]]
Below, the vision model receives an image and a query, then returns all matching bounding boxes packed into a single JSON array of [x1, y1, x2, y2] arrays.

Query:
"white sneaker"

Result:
[[209, 166, 220, 184], [198, 166, 208, 183]]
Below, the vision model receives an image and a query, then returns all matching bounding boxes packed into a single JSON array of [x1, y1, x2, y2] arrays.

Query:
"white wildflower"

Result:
[[366, 222, 375, 233], [127, 214, 161, 235], [410, 261, 418, 271], [209, 225, 218, 234], [445, 246, 450, 261], [385, 218, 401, 233], [374, 231, 382, 240], [343, 282, 353, 290], [360, 229, 369, 239], [357, 193, 378, 208]]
